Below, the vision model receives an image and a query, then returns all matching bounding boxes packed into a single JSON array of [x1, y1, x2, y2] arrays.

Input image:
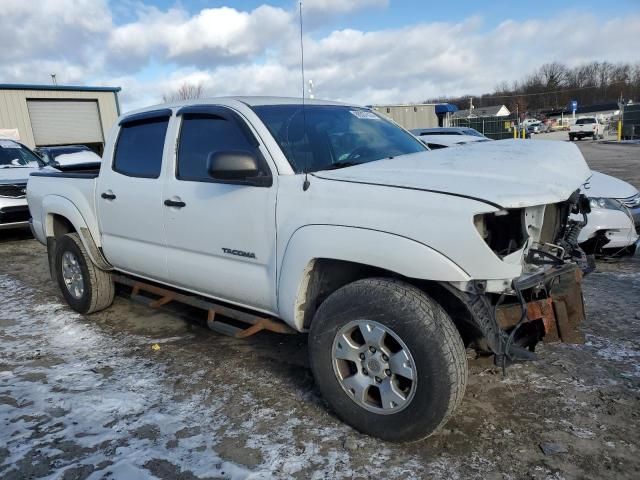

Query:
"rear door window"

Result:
[[113, 117, 169, 178]]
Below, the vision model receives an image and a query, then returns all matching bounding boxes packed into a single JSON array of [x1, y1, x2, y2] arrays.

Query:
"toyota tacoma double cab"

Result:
[[27, 97, 592, 442]]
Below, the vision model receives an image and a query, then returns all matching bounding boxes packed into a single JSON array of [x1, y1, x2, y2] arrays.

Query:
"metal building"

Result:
[[0, 84, 121, 153], [372, 103, 440, 130]]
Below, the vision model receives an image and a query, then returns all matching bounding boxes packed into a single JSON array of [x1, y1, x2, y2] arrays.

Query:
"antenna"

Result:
[[299, 1, 310, 191]]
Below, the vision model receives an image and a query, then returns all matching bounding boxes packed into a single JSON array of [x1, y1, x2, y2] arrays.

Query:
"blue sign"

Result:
[[570, 100, 577, 113]]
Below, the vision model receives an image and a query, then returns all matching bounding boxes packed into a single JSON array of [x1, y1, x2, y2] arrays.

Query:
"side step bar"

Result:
[[112, 274, 296, 338]]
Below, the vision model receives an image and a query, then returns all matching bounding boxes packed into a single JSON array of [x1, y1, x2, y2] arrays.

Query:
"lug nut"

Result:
[[385, 369, 391, 376], [375, 376, 382, 383], [359, 353, 365, 360], [381, 354, 388, 361], [362, 368, 368, 376], [369, 346, 376, 353]]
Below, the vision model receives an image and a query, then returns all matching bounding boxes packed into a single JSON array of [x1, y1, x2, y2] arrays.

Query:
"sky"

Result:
[[2, 0, 639, 112]]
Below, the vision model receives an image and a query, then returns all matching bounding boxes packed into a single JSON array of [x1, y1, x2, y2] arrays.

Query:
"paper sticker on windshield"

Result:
[[0, 140, 19, 148], [350, 110, 380, 120]]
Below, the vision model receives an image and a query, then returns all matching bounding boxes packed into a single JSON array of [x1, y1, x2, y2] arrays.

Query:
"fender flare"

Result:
[[277, 224, 471, 330], [42, 195, 112, 270]]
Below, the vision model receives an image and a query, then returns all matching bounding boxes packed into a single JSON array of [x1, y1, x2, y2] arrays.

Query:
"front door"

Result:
[[97, 111, 171, 281], [163, 107, 277, 312]]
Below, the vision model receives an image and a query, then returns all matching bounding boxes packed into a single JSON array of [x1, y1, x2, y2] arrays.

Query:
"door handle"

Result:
[[101, 191, 116, 200], [164, 199, 186, 208]]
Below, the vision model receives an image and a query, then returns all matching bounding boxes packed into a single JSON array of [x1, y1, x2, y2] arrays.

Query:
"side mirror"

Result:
[[206, 150, 271, 187]]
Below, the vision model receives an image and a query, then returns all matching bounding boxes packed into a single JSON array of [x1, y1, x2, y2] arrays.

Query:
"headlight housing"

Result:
[[589, 197, 624, 211]]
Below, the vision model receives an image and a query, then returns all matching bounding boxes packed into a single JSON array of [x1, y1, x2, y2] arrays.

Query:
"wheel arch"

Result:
[[42, 196, 112, 272], [277, 224, 471, 331]]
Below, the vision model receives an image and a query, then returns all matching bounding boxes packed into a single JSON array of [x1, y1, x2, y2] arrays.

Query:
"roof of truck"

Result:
[[122, 96, 351, 118]]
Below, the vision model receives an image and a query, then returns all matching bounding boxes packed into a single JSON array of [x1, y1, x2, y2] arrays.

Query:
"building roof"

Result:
[[452, 104, 508, 118], [0, 83, 121, 93]]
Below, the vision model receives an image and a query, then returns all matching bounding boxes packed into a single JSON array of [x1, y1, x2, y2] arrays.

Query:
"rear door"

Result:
[[97, 110, 172, 281], [162, 105, 278, 312]]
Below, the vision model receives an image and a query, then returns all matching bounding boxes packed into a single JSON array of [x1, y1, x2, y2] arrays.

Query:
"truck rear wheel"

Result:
[[54, 233, 114, 314], [308, 278, 467, 442]]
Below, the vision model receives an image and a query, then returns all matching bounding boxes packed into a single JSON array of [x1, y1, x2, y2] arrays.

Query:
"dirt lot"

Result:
[[1, 142, 639, 479]]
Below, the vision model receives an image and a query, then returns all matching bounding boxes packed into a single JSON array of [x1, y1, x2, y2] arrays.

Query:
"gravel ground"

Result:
[[1, 141, 639, 479]]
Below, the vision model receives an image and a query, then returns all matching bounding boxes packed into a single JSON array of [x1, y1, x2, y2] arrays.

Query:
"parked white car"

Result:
[[28, 97, 593, 441], [0, 139, 47, 230], [411, 127, 491, 149], [415, 133, 491, 149], [579, 171, 640, 255]]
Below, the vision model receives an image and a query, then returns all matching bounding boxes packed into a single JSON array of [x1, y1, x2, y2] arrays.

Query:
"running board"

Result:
[[112, 274, 296, 338]]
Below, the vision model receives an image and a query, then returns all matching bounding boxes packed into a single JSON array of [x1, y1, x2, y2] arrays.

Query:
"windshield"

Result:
[[576, 118, 595, 124], [252, 105, 426, 172], [0, 140, 41, 167]]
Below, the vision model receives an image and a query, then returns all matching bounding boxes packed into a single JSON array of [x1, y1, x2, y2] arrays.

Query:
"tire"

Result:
[[54, 233, 114, 314], [308, 278, 467, 442], [569, 135, 574, 141]]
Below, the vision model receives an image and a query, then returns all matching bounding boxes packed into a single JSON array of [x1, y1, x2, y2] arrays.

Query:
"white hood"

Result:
[[0, 164, 42, 184], [314, 139, 591, 209], [583, 171, 639, 199]]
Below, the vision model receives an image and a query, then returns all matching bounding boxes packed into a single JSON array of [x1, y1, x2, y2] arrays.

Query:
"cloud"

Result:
[[107, 4, 294, 72], [302, 0, 388, 15], [1, 1, 638, 112], [0, 0, 111, 81]]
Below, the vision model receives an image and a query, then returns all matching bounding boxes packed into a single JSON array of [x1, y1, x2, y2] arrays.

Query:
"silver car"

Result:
[[0, 139, 46, 230]]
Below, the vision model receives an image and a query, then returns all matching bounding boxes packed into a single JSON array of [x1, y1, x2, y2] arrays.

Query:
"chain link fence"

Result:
[[622, 104, 640, 139], [450, 114, 518, 140]]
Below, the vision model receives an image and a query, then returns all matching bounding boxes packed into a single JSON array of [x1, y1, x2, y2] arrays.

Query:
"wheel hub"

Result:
[[331, 319, 417, 415], [61, 251, 85, 300]]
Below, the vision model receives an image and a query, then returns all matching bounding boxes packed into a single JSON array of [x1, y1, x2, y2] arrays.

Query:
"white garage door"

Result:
[[27, 100, 103, 146]]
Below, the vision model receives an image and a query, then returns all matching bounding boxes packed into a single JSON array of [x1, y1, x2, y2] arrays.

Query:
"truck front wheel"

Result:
[[308, 278, 467, 442], [54, 233, 114, 314]]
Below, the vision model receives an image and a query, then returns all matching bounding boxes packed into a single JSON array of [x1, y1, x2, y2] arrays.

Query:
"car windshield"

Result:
[[0, 140, 41, 167], [252, 105, 426, 173], [577, 118, 595, 124]]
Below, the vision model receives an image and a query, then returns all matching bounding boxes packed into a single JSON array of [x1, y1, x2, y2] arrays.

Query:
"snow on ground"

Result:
[[0, 274, 251, 479]]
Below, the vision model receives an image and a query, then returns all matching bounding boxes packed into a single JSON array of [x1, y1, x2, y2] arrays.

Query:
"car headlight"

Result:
[[589, 197, 624, 211]]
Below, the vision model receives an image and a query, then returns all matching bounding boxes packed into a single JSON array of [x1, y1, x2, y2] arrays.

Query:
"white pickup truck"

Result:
[[27, 97, 593, 442], [569, 116, 604, 141]]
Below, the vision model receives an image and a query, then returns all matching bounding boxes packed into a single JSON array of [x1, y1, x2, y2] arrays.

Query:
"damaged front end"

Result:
[[447, 191, 592, 367]]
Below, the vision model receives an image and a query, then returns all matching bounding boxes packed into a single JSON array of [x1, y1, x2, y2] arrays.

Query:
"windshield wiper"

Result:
[[320, 161, 362, 171]]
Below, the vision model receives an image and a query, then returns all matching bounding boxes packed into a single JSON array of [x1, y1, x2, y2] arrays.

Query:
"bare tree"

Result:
[[162, 82, 204, 103]]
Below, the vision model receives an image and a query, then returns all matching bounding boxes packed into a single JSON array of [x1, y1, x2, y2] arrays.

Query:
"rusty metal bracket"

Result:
[[113, 274, 297, 338]]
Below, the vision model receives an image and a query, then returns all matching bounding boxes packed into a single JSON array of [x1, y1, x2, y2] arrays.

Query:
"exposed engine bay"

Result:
[[449, 191, 592, 369]]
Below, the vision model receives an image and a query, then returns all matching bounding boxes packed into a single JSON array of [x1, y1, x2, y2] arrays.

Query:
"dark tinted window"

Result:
[[177, 114, 257, 181], [576, 118, 596, 124], [113, 117, 169, 178]]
